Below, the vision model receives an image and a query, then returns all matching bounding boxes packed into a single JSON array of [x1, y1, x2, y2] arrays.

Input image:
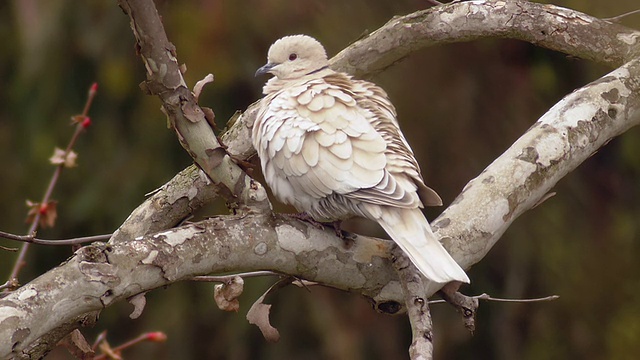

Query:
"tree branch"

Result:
[[0, 215, 403, 358], [331, 0, 640, 77], [392, 247, 434, 360], [115, 0, 271, 226], [432, 57, 640, 271]]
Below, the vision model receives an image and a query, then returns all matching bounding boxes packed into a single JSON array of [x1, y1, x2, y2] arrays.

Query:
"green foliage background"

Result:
[[0, 1, 639, 359]]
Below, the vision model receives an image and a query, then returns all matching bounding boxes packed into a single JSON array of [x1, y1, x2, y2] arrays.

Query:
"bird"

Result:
[[252, 34, 469, 285]]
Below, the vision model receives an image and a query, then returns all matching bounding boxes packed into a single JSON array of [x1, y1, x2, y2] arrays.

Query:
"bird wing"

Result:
[[325, 73, 443, 208]]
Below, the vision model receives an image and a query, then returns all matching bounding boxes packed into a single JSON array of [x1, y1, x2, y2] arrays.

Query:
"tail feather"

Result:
[[377, 207, 470, 284]]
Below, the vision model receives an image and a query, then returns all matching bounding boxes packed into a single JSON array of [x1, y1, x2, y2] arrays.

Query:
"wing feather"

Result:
[[254, 71, 442, 212]]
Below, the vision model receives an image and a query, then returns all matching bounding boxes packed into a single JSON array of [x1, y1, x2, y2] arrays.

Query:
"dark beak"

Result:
[[255, 62, 276, 77]]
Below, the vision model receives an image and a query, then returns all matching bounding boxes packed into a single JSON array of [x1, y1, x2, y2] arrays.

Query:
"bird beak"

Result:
[[255, 62, 276, 77]]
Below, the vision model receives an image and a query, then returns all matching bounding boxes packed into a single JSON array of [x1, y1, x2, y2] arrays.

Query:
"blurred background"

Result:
[[1, 0, 639, 359]]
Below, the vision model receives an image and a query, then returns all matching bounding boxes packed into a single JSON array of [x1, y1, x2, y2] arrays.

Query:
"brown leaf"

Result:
[[128, 292, 147, 319], [246, 297, 280, 343], [70, 114, 86, 125], [58, 329, 95, 360], [25, 200, 58, 228], [41, 201, 58, 228], [49, 147, 78, 168], [246, 277, 294, 343], [213, 276, 244, 312]]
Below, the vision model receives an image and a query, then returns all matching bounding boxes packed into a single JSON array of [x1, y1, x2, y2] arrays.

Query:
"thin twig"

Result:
[[93, 332, 165, 360], [429, 293, 560, 304], [0, 245, 18, 252], [6, 83, 98, 288], [0, 231, 111, 246], [424, 0, 443, 6], [192, 271, 281, 282], [0, 281, 13, 291], [604, 9, 640, 22]]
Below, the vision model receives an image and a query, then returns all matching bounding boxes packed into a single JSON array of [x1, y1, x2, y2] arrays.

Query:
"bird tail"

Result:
[[377, 207, 470, 284]]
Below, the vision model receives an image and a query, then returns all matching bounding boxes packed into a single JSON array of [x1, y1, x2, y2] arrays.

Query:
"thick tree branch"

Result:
[[432, 57, 640, 271], [331, 0, 640, 77], [0, 215, 403, 358], [115, 0, 271, 228]]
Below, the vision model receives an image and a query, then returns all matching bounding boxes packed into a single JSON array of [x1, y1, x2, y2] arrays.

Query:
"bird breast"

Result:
[[253, 78, 389, 220]]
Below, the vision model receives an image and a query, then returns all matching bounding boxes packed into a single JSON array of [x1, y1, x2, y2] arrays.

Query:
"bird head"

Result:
[[255, 35, 329, 80]]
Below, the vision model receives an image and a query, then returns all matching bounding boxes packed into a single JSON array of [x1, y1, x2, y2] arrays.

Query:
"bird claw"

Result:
[[283, 212, 325, 229], [284, 213, 354, 247]]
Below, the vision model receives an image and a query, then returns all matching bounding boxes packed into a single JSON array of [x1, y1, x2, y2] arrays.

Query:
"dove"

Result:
[[252, 35, 469, 285]]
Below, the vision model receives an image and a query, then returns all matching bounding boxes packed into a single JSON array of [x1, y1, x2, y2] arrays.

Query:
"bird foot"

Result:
[[284, 212, 324, 229], [285, 213, 354, 247]]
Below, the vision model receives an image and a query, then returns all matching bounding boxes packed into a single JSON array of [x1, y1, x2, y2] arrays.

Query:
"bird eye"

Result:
[[288, 53, 298, 61]]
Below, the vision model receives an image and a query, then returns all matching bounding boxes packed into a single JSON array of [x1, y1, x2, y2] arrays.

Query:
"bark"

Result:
[[1, 0, 640, 358]]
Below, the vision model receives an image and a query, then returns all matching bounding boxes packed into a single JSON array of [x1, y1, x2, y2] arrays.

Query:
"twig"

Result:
[[0, 231, 111, 246], [0, 280, 15, 291], [93, 332, 166, 360], [604, 9, 640, 22], [428, 293, 560, 304], [435, 291, 559, 334], [424, 0, 443, 6], [391, 246, 434, 360], [0, 245, 18, 252], [6, 83, 98, 289], [191, 271, 282, 282]]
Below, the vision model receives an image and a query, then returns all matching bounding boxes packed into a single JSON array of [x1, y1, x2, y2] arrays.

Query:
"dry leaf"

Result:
[[128, 292, 147, 319], [25, 200, 58, 228], [246, 277, 294, 343], [213, 276, 244, 312], [70, 114, 85, 124], [49, 147, 78, 168], [246, 297, 280, 343], [58, 329, 95, 360]]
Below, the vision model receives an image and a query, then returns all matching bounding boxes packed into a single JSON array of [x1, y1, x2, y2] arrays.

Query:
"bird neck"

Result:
[[305, 65, 329, 76], [262, 67, 333, 95]]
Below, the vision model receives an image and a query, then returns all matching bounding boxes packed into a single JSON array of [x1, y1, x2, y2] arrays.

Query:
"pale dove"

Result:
[[253, 35, 469, 285]]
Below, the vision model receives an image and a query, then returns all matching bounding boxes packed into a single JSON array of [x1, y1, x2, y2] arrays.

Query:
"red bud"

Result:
[[38, 203, 49, 215], [90, 82, 98, 94], [81, 117, 91, 129], [145, 332, 167, 342]]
